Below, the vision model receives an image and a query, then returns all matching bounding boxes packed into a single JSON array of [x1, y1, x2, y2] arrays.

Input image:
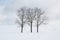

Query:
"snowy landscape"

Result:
[[0, 0, 60, 40]]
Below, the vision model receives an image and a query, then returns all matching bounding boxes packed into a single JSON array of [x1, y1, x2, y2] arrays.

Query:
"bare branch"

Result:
[[16, 19, 22, 26]]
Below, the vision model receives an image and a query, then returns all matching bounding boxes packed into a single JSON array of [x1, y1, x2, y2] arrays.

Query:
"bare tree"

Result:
[[16, 7, 26, 32], [16, 7, 47, 33], [34, 8, 47, 32], [26, 8, 35, 32]]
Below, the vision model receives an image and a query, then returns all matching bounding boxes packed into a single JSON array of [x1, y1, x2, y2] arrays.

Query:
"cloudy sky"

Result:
[[0, 0, 60, 40]]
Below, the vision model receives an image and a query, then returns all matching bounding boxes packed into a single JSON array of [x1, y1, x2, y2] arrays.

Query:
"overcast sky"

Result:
[[0, 0, 60, 25], [0, 0, 60, 40]]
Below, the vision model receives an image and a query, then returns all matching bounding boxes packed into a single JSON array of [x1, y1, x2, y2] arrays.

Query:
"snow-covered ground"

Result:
[[0, 20, 60, 40]]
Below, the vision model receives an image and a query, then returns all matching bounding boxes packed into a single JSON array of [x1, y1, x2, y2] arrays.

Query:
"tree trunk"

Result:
[[21, 24, 23, 32], [37, 22, 38, 32], [31, 21, 32, 32], [21, 19, 23, 32]]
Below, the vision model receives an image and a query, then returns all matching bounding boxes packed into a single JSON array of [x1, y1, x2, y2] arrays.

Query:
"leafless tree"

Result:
[[26, 8, 35, 32], [16, 7, 26, 32], [16, 7, 47, 33], [34, 8, 47, 32]]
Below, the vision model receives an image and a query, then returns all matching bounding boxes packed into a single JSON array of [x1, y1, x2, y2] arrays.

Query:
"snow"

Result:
[[0, 20, 60, 40]]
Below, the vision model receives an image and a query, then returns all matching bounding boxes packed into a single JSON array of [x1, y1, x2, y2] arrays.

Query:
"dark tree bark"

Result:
[[21, 25, 23, 32], [31, 21, 32, 32], [37, 22, 38, 32], [21, 19, 23, 32]]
